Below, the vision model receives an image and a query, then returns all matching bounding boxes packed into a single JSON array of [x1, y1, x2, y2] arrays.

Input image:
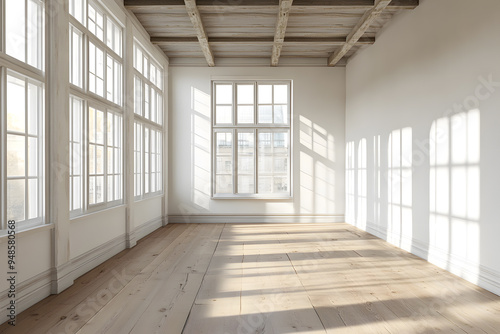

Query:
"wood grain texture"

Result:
[[3, 222, 496, 334], [127, 0, 417, 64], [328, 0, 392, 66], [271, 0, 294, 66], [183, 0, 215, 67], [125, 0, 419, 10]]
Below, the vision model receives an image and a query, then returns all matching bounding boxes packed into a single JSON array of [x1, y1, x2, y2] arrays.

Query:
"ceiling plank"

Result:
[[151, 36, 375, 45], [271, 0, 293, 67], [327, 0, 391, 66], [183, 0, 215, 67], [125, 0, 418, 9]]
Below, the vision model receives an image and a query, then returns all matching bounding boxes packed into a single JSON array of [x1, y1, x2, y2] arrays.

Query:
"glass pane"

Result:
[[96, 176, 104, 203], [237, 105, 254, 124], [237, 84, 254, 104], [134, 77, 142, 115], [96, 109, 104, 144], [28, 137, 38, 177], [96, 146, 104, 174], [216, 175, 232, 194], [107, 175, 114, 201], [238, 176, 254, 194], [7, 75, 26, 132], [144, 84, 150, 119], [238, 132, 254, 174], [274, 132, 288, 153], [28, 179, 38, 219], [216, 106, 232, 124], [258, 133, 272, 152], [7, 180, 25, 221], [7, 135, 26, 177], [6, 0, 26, 62], [27, 0, 43, 69], [216, 157, 232, 174], [107, 147, 113, 174], [70, 0, 84, 24], [72, 143, 81, 174], [89, 145, 95, 174], [216, 84, 232, 105], [258, 85, 272, 104], [89, 107, 96, 142], [216, 132, 232, 155], [274, 84, 288, 104], [89, 176, 95, 204], [258, 154, 272, 173], [274, 156, 288, 173], [258, 105, 272, 124], [107, 114, 114, 146], [274, 105, 288, 124], [274, 176, 288, 193], [73, 176, 81, 210], [107, 55, 113, 101], [115, 175, 121, 200], [28, 82, 40, 135], [258, 177, 272, 194], [70, 28, 83, 87], [135, 46, 143, 73]]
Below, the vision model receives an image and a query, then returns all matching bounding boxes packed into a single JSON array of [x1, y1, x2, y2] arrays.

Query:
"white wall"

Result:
[[169, 67, 345, 222], [345, 0, 500, 295]]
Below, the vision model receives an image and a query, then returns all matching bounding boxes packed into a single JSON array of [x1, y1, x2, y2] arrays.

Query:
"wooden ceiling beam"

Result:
[[271, 0, 293, 67], [183, 0, 215, 67], [151, 36, 375, 45], [328, 0, 391, 66], [125, 0, 418, 9]]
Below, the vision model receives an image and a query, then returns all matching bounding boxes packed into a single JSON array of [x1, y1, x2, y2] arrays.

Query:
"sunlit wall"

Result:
[[169, 67, 346, 220], [345, 0, 500, 294]]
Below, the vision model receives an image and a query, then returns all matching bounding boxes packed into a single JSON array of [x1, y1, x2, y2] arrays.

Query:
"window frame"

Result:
[[85, 101, 123, 213], [132, 40, 164, 201], [211, 80, 293, 200], [0, 0, 47, 232], [68, 0, 125, 217]]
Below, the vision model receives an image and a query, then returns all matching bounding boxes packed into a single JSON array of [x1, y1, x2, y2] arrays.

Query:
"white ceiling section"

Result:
[[124, 0, 419, 67]]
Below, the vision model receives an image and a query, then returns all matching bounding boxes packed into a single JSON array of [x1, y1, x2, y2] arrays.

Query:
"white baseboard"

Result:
[[168, 214, 345, 224], [50, 233, 127, 295], [362, 222, 500, 297], [133, 217, 163, 241], [0, 269, 52, 320]]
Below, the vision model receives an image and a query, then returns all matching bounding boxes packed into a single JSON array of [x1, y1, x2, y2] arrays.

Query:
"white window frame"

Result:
[[211, 80, 292, 200], [0, 0, 46, 232], [69, 0, 125, 217], [133, 40, 164, 201]]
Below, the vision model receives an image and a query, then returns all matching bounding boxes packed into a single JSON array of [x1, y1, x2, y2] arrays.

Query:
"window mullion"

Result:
[[24, 77, 29, 221], [254, 128, 257, 194], [233, 128, 237, 195]]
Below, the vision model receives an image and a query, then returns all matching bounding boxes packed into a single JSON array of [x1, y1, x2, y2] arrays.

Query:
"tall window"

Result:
[[5, 0, 45, 70], [133, 41, 164, 199], [1, 1, 46, 230], [69, 0, 124, 215], [212, 81, 292, 198]]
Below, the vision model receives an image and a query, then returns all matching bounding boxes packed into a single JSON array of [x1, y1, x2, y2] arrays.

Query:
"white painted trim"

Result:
[[0, 269, 52, 318], [168, 215, 345, 224], [0, 223, 54, 242], [51, 233, 127, 294], [364, 223, 500, 297], [132, 216, 163, 241]]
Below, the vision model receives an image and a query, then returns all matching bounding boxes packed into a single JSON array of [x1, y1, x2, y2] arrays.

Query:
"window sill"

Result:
[[212, 195, 293, 200], [0, 223, 54, 243]]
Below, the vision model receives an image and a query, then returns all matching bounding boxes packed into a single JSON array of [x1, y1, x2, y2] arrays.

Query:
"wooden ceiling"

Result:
[[124, 0, 419, 67]]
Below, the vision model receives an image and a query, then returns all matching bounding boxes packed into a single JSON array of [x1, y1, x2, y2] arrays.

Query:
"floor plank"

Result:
[[1, 223, 500, 334]]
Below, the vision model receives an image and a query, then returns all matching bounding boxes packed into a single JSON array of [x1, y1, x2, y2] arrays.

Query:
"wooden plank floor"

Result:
[[1, 223, 500, 333]]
